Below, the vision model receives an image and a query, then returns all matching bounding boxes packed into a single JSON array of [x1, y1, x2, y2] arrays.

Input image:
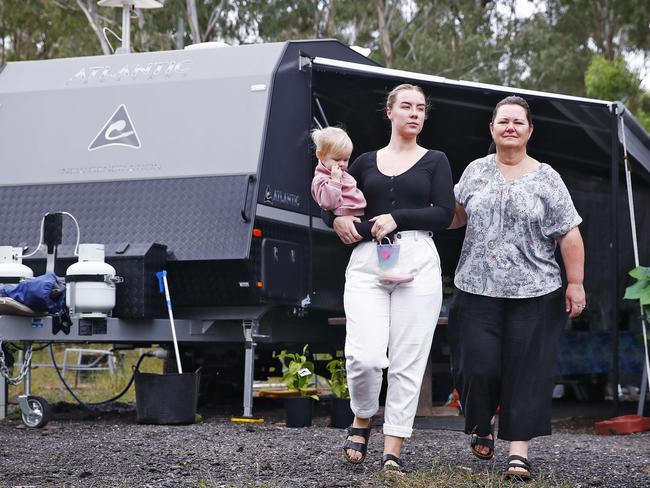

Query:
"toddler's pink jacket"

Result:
[[311, 164, 366, 216]]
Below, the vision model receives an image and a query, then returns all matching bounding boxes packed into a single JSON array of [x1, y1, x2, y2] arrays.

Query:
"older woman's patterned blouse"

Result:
[[454, 154, 582, 298]]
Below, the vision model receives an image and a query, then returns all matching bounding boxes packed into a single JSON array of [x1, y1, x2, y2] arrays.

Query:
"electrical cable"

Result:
[[48, 344, 151, 408], [102, 27, 121, 54], [7, 341, 50, 352], [22, 211, 81, 258], [58, 211, 81, 256], [22, 217, 44, 258]]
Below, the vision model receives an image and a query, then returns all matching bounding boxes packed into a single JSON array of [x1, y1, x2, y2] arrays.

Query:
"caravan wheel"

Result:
[[21, 396, 51, 428]]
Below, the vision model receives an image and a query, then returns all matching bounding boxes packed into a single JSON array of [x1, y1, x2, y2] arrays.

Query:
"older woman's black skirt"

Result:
[[448, 288, 566, 441]]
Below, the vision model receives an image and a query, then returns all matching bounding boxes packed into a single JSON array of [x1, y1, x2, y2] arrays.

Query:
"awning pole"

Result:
[[611, 105, 620, 417], [619, 114, 650, 416]]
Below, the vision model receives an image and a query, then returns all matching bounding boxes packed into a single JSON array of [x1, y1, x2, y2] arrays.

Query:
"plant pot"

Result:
[[330, 396, 354, 428], [285, 396, 313, 427]]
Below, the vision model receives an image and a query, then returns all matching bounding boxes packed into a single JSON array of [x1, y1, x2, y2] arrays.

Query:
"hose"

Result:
[[48, 344, 151, 408]]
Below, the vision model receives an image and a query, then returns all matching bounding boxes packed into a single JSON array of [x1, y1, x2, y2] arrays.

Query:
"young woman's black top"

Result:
[[322, 150, 455, 241]]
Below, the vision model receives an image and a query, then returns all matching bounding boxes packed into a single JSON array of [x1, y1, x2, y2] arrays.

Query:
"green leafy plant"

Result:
[[623, 266, 650, 323], [326, 358, 349, 399], [275, 344, 318, 400]]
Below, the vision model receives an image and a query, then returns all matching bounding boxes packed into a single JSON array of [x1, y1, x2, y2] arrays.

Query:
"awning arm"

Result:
[[621, 115, 650, 415]]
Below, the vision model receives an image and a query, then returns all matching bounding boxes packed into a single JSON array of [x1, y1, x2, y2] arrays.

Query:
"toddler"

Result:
[[310, 127, 365, 217], [311, 127, 412, 285]]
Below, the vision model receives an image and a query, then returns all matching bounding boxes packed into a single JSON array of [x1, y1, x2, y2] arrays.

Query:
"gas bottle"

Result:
[[65, 244, 121, 317], [0, 246, 34, 285]]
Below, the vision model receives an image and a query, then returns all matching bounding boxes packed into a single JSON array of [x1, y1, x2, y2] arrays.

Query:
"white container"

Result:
[[0, 246, 34, 284], [66, 244, 118, 316]]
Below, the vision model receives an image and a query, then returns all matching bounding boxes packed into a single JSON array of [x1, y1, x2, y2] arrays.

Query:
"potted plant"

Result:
[[275, 345, 318, 427], [327, 358, 354, 428]]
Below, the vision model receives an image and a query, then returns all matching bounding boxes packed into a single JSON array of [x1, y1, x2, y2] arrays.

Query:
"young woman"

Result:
[[325, 84, 455, 471]]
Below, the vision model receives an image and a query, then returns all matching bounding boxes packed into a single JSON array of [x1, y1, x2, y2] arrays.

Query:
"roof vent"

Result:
[[184, 41, 230, 51]]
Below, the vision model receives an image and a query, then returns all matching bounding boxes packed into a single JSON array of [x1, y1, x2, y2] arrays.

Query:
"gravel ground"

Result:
[[0, 400, 649, 488]]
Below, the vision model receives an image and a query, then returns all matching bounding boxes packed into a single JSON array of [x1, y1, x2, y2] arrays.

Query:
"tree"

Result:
[[0, 0, 101, 63], [585, 54, 641, 102], [1, 0, 648, 120], [585, 54, 650, 130]]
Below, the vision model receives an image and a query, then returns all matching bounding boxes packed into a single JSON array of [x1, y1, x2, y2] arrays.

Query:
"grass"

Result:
[[99, 465, 575, 488], [370, 460, 576, 488], [6, 342, 164, 405], [4, 347, 581, 488]]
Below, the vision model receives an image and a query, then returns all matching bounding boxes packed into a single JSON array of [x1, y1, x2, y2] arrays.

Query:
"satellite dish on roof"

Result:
[[97, 0, 163, 54]]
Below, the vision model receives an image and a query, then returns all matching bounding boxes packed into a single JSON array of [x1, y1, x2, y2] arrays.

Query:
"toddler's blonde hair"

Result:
[[311, 127, 353, 160]]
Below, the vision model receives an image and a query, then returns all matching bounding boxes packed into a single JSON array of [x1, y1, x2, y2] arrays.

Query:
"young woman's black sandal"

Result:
[[504, 455, 532, 480], [382, 453, 406, 474], [342, 424, 372, 464], [469, 420, 495, 460]]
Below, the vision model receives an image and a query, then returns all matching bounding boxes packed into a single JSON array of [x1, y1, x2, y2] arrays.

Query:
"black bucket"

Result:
[[135, 371, 200, 425]]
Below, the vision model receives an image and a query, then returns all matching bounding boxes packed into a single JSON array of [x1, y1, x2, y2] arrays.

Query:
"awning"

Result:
[[310, 56, 650, 176]]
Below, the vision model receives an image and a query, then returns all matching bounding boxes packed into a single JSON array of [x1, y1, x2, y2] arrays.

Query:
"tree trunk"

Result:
[[76, 0, 111, 55], [203, 0, 228, 42], [176, 16, 186, 50], [375, 0, 393, 67], [186, 0, 202, 45], [135, 8, 150, 52]]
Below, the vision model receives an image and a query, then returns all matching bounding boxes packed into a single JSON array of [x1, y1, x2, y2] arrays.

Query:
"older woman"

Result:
[[448, 95, 585, 480], [327, 84, 454, 471]]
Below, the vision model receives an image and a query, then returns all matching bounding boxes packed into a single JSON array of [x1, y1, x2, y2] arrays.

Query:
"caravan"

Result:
[[1, 29, 650, 424]]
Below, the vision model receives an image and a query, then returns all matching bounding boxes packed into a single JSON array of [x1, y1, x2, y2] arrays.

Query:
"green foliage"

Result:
[[1, 0, 649, 125], [326, 358, 349, 399], [584, 55, 650, 129], [0, 0, 104, 62], [631, 91, 650, 132], [585, 55, 641, 102], [623, 266, 650, 321], [7, 343, 163, 404], [274, 344, 318, 400]]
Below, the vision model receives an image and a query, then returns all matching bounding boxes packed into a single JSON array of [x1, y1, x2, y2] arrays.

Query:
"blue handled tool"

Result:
[[156, 270, 183, 374]]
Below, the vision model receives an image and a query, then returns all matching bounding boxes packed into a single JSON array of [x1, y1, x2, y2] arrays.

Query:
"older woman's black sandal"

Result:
[[342, 424, 372, 464], [504, 455, 532, 480], [469, 420, 495, 460]]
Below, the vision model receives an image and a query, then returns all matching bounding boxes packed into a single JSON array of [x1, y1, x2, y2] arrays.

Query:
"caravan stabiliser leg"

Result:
[[238, 319, 268, 420], [242, 319, 256, 418]]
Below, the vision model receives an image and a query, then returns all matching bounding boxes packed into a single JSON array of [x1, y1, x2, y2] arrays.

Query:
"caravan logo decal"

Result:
[[263, 185, 301, 208], [264, 185, 273, 204], [67, 60, 192, 85], [88, 105, 141, 151]]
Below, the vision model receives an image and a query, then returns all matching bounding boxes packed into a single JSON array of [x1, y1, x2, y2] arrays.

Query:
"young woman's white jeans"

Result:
[[344, 230, 443, 438]]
